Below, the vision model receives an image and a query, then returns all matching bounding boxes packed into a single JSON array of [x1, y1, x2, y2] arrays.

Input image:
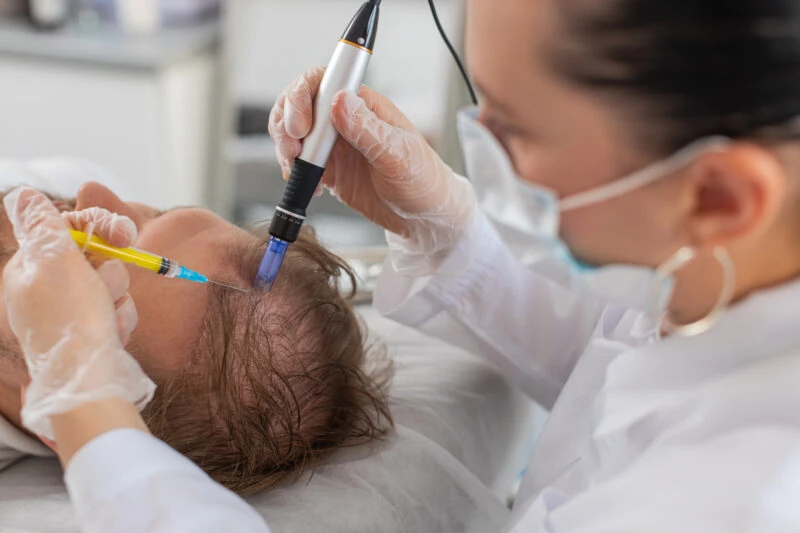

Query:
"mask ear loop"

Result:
[[650, 246, 736, 339], [559, 137, 732, 213]]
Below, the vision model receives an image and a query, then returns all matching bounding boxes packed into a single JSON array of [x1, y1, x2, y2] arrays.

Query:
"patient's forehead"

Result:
[[124, 211, 265, 379]]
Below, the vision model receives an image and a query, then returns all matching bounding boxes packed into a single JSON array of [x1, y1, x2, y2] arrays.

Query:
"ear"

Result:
[[685, 143, 787, 248]]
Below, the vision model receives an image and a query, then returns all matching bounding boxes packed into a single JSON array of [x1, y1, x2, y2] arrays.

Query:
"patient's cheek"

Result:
[[125, 326, 191, 381]]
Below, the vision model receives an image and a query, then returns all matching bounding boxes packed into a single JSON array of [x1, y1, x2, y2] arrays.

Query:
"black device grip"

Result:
[[279, 158, 325, 217], [269, 158, 325, 243]]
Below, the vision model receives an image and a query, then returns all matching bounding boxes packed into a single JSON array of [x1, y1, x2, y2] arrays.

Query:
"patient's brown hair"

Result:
[[141, 228, 393, 493]]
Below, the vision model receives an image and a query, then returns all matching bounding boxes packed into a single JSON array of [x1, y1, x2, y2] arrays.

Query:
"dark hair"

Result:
[[142, 227, 394, 494], [551, 0, 800, 154]]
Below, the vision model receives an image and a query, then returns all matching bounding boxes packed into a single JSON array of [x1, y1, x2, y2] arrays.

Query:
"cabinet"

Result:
[[0, 18, 220, 209]]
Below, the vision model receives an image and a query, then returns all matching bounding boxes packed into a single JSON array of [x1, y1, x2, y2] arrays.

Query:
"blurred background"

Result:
[[0, 0, 471, 250]]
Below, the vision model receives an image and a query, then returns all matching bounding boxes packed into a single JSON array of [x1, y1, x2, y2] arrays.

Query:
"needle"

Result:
[[208, 280, 251, 294]]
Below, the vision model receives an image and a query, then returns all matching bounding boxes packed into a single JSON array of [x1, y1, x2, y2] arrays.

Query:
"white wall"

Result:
[[0, 57, 163, 199], [228, 0, 462, 139]]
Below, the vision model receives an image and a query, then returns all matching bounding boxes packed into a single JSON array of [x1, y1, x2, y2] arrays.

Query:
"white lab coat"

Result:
[[374, 211, 800, 532], [23, 204, 800, 532]]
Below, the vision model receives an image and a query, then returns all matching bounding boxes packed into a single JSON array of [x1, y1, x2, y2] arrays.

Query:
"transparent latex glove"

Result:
[[3, 188, 156, 440], [270, 67, 478, 274], [61, 206, 141, 342]]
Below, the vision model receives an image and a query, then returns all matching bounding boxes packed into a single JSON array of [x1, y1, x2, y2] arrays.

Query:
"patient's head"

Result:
[[0, 182, 393, 493]]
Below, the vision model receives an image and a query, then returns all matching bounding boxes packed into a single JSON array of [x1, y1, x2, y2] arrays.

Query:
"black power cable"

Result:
[[428, 0, 478, 106]]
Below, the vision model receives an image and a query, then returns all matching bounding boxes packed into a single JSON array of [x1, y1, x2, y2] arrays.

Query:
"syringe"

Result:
[[70, 230, 249, 293], [255, 0, 381, 290]]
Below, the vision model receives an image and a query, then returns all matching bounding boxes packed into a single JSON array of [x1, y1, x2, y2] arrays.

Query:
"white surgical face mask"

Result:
[[457, 106, 730, 314]]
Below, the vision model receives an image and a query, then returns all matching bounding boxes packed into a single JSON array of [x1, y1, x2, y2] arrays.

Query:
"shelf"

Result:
[[0, 17, 219, 70]]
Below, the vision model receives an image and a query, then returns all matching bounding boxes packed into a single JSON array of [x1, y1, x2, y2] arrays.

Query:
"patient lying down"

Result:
[[0, 182, 393, 493]]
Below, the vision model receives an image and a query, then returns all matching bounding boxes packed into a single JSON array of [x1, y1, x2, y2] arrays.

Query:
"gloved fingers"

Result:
[[357, 85, 417, 131], [270, 93, 303, 178], [96, 260, 131, 303], [115, 294, 138, 344], [270, 90, 327, 198], [330, 90, 421, 176], [95, 260, 137, 342], [62, 207, 138, 249], [3, 188, 75, 261], [283, 66, 326, 139]]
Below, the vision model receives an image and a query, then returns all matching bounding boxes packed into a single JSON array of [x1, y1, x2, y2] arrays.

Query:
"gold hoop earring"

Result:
[[649, 246, 736, 338]]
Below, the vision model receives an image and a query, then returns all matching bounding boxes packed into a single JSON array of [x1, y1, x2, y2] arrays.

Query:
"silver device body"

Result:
[[299, 41, 373, 167]]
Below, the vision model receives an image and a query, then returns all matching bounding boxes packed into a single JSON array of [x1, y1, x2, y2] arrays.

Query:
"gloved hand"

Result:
[[3, 188, 156, 440], [62, 206, 141, 342], [270, 67, 478, 274]]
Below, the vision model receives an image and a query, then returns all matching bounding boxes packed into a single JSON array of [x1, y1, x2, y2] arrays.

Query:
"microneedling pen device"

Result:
[[255, 0, 381, 290]]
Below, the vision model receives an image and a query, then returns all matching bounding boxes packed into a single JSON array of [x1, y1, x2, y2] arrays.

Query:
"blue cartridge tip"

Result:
[[255, 237, 290, 291], [176, 266, 209, 284]]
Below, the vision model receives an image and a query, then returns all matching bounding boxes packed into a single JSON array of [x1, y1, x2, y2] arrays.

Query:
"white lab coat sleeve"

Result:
[[374, 210, 608, 409], [64, 429, 270, 533]]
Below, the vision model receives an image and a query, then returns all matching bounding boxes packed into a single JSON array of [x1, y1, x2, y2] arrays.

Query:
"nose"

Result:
[[75, 182, 153, 229]]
